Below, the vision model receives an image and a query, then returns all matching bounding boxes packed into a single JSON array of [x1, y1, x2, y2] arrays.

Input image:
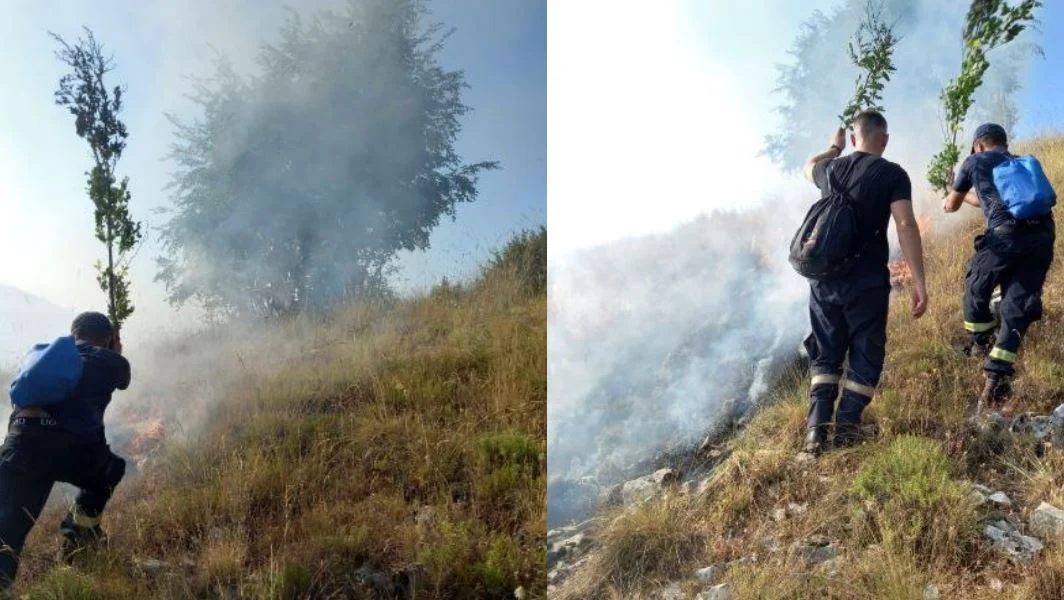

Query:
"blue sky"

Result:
[[0, 0, 545, 339]]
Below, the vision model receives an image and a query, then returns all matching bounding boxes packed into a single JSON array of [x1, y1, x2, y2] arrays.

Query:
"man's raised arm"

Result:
[[803, 127, 846, 183]]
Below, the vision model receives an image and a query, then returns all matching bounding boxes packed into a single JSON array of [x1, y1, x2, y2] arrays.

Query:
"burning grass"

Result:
[[554, 138, 1064, 598], [8, 230, 547, 599]]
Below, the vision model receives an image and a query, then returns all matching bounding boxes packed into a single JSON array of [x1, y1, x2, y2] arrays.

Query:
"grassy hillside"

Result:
[[9, 228, 546, 599], [556, 137, 1064, 599]]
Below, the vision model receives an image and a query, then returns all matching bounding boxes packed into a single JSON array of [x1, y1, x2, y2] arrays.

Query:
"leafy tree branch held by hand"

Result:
[[840, 1, 900, 129], [51, 27, 143, 332], [927, 0, 1040, 193]]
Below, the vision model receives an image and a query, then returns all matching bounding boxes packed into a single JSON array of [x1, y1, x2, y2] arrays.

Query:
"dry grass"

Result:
[[556, 138, 1064, 598], [7, 230, 547, 599]]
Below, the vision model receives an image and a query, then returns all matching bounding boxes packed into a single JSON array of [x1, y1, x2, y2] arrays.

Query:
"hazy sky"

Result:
[[0, 0, 545, 338], [548, 0, 1064, 257]]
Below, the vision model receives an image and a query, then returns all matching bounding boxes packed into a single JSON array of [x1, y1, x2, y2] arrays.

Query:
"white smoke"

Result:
[[546, 0, 1043, 525]]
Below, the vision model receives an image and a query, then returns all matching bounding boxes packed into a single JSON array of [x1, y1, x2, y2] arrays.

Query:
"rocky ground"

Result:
[[549, 401, 1064, 599]]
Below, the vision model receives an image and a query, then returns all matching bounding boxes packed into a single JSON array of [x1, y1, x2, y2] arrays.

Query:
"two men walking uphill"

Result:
[[0, 312, 130, 589], [791, 112, 1057, 456], [791, 110, 927, 455], [944, 123, 1056, 417]]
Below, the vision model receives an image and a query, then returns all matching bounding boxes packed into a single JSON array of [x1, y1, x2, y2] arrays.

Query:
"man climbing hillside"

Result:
[[944, 123, 1056, 416], [800, 110, 928, 454], [0, 312, 130, 589]]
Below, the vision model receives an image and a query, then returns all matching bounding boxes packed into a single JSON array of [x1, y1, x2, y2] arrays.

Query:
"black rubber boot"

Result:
[[834, 391, 870, 448], [803, 425, 829, 455]]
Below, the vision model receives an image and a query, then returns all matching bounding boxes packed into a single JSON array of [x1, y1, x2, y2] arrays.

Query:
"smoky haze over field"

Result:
[[547, 0, 1041, 526]]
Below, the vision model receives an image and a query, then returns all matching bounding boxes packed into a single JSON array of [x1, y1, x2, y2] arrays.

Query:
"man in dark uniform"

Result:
[[800, 110, 928, 454], [0, 312, 130, 588], [944, 123, 1056, 414]]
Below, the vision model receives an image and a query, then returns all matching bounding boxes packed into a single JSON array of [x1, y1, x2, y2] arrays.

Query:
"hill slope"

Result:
[[9, 229, 547, 599], [554, 137, 1064, 599]]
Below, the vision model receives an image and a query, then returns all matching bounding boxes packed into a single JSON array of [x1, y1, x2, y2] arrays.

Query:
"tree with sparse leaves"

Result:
[[52, 27, 143, 333], [839, 2, 900, 129], [926, 0, 1041, 192]]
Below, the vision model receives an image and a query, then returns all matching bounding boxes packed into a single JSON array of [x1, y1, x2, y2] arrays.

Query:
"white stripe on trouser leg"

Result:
[[69, 505, 100, 528], [811, 374, 841, 386], [843, 380, 876, 398]]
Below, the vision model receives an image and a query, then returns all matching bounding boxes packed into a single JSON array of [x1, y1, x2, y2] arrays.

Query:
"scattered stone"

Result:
[[984, 523, 1043, 563], [1010, 414, 1054, 441], [988, 491, 1012, 507], [772, 508, 787, 522], [990, 519, 1017, 534], [138, 559, 169, 575], [514, 586, 527, 599], [696, 565, 724, 585], [1052, 404, 1064, 446], [787, 502, 808, 515], [621, 468, 679, 506], [972, 483, 994, 495], [970, 490, 988, 506], [989, 578, 1004, 592], [697, 583, 732, 600], [793, 537, 838, 565], [1029, 502, 1064, 540], [598, 483, 623, 508], [795, 452, 816, 464], [923, 583, 939, 600], [661, 581, 684, 600]]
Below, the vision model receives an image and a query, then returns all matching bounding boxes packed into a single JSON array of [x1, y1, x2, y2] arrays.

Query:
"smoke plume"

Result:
[[547, 0, 1042, 526]]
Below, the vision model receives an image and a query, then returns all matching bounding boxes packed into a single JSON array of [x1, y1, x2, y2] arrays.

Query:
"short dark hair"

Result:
[[71, 311, 113, 342], [976, 131, 1008, 147], [853, 110, 888, 137]]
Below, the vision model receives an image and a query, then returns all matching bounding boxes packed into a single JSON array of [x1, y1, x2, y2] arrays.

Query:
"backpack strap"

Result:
[[826, 154, 878, 199]]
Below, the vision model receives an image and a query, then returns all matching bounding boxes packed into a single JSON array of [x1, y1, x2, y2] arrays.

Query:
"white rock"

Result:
[[772, 508, 787, 522], [923, 583, 939, 600], [787, 502, 808, 515], [971, 483, 994, 495], [621, 469, 678, 506], [970, 490, 988, 506], [661, 582, 684, 600], [1029, 502, 1064, 540], [698, 583, 732, 600], [514, 586, 527, 599], [989, 578, 1004, 592], [988, 491, 1012, 507], [696, 565, 723, 585]]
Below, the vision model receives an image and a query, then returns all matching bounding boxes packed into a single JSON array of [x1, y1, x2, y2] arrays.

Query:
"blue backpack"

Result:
[[8, 336, 83, 409], [991, 154, 1057, 220]]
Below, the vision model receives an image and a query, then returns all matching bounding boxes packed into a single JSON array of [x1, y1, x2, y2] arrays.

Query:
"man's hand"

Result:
[[911, 283, 928, 318], [830, 127, 845, 152], [803, 127, 845, 183]]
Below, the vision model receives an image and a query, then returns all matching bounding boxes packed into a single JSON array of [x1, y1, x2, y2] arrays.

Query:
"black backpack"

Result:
[[788, 155, 877, 281]]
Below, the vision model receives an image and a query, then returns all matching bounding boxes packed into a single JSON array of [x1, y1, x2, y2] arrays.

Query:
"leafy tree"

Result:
[[158, 0, 498, 318], [839, 2, 900, 129], [764, 0, 1037, 171], [926, 0, 1040, 192], [51, 27, 143, 332]]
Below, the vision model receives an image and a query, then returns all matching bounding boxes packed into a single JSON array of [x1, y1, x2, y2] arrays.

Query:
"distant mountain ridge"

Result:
[[0, 283, 75, 367]]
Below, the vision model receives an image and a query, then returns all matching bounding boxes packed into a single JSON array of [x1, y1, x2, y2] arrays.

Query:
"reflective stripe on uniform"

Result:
[[989, 347, 1018, 363], [69, 506, 100, 528], [844, 380, 876, 398], [964, 320, 998, 333], [811, 374, 841, 386]]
